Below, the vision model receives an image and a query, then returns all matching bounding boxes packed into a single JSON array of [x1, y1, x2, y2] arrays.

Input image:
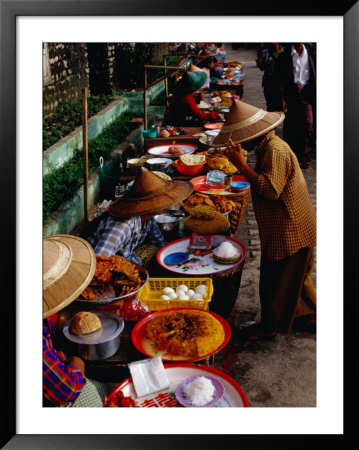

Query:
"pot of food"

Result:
[[145, 158, 173, 172], [154, 212, 185, 240], [127, 157, 148, 173], [63, 311, 125, 360]]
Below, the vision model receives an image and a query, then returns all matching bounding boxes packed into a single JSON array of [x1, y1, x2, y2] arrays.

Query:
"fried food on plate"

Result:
[[145, 309, 225, 358]]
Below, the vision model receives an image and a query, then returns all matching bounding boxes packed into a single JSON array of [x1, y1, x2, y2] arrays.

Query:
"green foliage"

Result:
[[43, 93, 114, 151], [43, 110, 140, 225]]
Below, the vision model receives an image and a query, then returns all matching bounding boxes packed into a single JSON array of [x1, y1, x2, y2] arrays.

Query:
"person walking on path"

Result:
[[275, 43, 316, 169], [211, 99, 316, 339], [257, 43, 284, 112]]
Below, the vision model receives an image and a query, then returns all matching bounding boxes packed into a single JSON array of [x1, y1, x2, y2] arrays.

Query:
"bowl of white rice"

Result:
[[213, 241, 241, 264], [175, 375, 224, 407]]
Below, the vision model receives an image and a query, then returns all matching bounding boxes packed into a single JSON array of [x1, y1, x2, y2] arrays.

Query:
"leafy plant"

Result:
[[43, 93, 114, 151], [43, 110, 141, 225]]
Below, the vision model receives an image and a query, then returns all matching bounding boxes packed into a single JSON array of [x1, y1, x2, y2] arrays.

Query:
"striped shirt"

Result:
[[43, 318, 85, 406], [87, 214, 167, 264], [252, 131, 316, 261]]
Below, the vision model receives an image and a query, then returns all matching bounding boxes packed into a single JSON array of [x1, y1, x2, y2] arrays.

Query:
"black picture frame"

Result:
[[1, 0, 357, 448]]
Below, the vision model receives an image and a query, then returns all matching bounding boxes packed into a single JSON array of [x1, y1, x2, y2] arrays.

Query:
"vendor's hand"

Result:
[[67, 356, 85, 374], [225, 139, 246, 171], [218, 113, 225, 121], [281, 98, 287, 113]]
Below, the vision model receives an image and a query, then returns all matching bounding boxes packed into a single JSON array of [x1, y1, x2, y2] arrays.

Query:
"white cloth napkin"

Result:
[[128, 357, 169, 398]]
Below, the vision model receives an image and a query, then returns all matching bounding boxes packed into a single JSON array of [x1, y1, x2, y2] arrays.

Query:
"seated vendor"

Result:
[[162, 70, 224, 128], [86, 170, 193, 266], [197, 56, 223, 80], [43, 235, 109, 407]]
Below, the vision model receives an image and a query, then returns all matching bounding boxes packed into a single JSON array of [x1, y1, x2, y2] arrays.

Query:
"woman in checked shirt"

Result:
[[212, 99, 316, 339]]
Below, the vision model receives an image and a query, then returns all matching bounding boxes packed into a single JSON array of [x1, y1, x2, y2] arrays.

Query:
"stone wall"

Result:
[[43, 43, 89, 117], [43, 43, 173, 118]]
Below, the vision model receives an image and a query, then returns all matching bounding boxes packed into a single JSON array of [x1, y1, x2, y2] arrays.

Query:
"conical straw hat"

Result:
[[189, 63, 210, 77], [211, 99, 285, 146], [43, 234, 96, 318], [109, 170, 193, 218], [176, 70, 208, 95]]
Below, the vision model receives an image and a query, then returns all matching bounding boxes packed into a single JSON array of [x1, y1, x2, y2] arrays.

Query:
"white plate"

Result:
[[156, 235, 246, 276], [147, 144, 197, 158]]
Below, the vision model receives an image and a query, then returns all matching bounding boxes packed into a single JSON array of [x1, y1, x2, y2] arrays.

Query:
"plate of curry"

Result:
[[131, 307, 231, 362]]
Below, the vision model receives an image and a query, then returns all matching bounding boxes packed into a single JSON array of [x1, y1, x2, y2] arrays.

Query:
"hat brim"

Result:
[[43, 235, 96, 318], [109, 180, 194, 218], [211, 111, 285, 147]]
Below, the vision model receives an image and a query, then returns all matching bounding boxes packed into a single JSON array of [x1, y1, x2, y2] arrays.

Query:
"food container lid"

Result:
[[154, 214, 181, 224], [146, 158, 173, 165], [63, 311, 124, 344]]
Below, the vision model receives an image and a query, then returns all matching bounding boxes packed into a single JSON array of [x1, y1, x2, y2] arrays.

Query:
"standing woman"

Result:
[[211, 100, 316, 339]]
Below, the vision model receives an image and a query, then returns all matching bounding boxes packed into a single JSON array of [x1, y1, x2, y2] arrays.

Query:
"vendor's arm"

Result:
[[143, 217, 167, 247], [183, 94, 224, 121], [43, 334, 85, 406], [89, 216, 131, 257], [255, 146, 291, 200]]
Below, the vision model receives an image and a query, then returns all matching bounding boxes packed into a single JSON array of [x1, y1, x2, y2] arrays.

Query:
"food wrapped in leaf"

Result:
[[183, 205, 230, 234]]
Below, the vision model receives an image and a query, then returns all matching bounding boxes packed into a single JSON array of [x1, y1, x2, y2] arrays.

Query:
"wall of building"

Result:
[[43, 43, 172, 117], [43, 43, 89, 117]]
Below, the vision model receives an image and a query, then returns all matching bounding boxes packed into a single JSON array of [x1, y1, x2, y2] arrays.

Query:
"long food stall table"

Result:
[[83, 320, 215, 382], [144, 127, 207, 150]]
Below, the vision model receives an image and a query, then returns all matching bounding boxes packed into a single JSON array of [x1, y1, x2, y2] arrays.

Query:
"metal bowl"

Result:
[[63, 311, 124, 360], [154, 213, 182, 233], [145, 157, 173, 172], [75, 262, 149, 305], [127, 157, 147, 173]]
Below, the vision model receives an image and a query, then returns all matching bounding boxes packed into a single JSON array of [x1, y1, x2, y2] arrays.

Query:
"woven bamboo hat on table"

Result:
[[109, 169, 193, 218], [211, 99, 285, 147], [43, 234, 96, 319]]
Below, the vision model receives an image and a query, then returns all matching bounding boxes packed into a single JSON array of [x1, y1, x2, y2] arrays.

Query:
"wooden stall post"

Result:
[[144, 67, 148, 130], [164, 56, 168, 103], [82, 87, 89, 226]]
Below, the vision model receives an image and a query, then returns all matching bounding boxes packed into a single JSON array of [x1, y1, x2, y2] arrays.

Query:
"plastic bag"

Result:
[[120, 297, 150, 321]]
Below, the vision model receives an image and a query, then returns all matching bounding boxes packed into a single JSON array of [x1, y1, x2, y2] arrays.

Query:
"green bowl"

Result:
[[142, 129, 157, 139]]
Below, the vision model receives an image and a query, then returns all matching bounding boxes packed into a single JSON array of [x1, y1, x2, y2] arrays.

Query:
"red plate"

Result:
[[104, 363, 250, 407], [195, 183, 226, 191], [131, 307, 231, 362], [190, 174, 250, 195]]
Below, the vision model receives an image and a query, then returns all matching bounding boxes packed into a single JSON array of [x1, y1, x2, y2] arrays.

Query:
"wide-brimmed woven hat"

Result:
[[109, 170, 193, 218], [189, 63, 210, 77], [211, 99, 285, 146], [177, 70, 208, 95], [43, 234, 96, 318]]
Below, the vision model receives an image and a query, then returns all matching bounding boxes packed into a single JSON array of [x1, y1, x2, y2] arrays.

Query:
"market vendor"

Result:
[[197, 56, 223, 80], [212, 99, 316, 339], [43, 234, 109, 407], [86, 170, 193, 266], [162, 70, 224, 127]]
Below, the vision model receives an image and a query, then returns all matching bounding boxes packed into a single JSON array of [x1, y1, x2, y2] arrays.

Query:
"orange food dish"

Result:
[[145, 310, 225, 358]]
